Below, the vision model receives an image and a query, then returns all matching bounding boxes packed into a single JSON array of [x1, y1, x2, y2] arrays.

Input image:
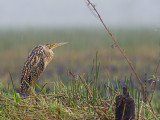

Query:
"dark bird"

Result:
[[20, 42, 68, 94]]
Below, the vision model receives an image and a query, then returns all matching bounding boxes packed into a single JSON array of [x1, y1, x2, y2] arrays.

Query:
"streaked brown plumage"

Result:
[[20, 42, 67, 94]]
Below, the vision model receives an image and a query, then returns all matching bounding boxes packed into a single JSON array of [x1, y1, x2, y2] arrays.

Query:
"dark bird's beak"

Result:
[[46, 42, 68, 49]]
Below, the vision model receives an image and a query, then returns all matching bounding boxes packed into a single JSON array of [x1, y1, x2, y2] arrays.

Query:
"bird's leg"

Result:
[[29, 80, 37, 105], [29, 80, 34, 95]]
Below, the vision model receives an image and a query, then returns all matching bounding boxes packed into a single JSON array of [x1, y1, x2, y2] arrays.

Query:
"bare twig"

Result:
[[79, 76, 93, 97], [105, 84, 119, 95], [86, 0, 156, 118], [69, 71, 78, 84]]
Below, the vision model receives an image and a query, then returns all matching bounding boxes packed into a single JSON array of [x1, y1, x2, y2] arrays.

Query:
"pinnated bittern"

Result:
[[20, 42, 68, 94]]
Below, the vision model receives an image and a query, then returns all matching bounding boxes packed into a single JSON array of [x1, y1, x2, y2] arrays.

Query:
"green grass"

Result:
[[0, 28, 160, 119], [0, 74, 159, 119]]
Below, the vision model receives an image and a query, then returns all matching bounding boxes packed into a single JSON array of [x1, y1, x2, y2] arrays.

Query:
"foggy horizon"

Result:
[[0, 0, 160, 28]]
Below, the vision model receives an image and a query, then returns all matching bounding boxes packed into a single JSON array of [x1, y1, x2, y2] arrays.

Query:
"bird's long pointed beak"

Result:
[[46, 42, 68, 49]]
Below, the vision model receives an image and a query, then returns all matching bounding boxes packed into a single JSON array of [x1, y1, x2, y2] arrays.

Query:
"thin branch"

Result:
[[79, 76, 93, 97], [105, 84, 119, 95], [86, 0, 156, 118]]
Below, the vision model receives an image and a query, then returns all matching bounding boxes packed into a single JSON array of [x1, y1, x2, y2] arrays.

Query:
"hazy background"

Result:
[[0, 0, 160, 91], [0, 0, 160, 28]]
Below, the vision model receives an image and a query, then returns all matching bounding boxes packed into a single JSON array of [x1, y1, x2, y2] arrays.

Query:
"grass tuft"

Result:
[[0, 74, 159, 119]]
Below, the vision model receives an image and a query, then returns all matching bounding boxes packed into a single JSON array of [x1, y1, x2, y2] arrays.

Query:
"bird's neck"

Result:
[[43, 46, 54, 68]]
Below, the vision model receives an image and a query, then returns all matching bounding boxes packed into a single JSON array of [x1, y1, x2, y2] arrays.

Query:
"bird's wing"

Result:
[[20, 46, 45, 93]]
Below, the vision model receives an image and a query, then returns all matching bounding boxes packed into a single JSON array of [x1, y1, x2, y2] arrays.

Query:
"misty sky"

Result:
[[0, 0, 160, 28]]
